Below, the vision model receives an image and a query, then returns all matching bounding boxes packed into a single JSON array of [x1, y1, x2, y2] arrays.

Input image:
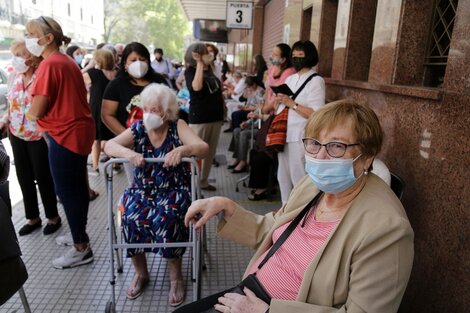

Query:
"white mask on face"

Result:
[[143, 112, 164, 130], [11, 56, 30, 73], [25, 36, 46, 57], [127, 60, 148, 78]]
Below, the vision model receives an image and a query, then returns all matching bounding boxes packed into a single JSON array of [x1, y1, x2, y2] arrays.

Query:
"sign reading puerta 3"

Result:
[[226, 1, 254, 29]]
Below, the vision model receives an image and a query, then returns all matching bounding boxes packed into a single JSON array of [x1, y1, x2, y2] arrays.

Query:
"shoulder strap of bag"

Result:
[[291, 73, 319, 101], [257, 191, 324, 270]]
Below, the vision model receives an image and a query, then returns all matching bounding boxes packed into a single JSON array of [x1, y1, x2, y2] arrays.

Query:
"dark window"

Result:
[[91, 15, 93, 24], [423, 0, 458, 87], [32, 0, 36, 4], [80, 8, 83, 21], [67, 3, 71, 16]]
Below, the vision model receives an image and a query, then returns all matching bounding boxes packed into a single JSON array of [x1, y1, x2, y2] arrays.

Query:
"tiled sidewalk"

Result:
[[1, 129, 281, 313]]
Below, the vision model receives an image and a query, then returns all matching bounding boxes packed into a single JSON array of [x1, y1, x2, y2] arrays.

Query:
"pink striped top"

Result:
[[247, 210, 339, 300]]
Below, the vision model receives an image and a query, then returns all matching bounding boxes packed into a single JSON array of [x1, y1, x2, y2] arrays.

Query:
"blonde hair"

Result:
[[9, 38, 42, 68], [140, 83, 179, 121], [93, 49, 115, 71], [25, 16, 71, 47], [305, 99, 384, 157]]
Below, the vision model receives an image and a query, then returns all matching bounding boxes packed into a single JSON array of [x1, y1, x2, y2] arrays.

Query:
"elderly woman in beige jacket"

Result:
[[185, 100, 414, 313]]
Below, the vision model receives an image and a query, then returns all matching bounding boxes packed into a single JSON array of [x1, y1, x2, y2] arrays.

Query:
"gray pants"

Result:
[[189, 121, 222, 188], [229, 128, 258, 162]]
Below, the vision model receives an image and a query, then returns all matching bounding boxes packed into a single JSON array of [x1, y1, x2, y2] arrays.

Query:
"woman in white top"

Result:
[[275, 40, 325, 204]]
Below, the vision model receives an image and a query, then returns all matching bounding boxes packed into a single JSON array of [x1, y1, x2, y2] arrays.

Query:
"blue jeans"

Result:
[[45, 134, 89, 244]]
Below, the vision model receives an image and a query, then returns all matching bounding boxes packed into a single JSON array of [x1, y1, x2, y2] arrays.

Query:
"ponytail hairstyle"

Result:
[[26, 16, 71, 48]]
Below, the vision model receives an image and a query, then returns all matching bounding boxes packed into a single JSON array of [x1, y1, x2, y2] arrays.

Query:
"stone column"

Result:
[[331, 0, 378, 81], [368, 0, 403, 84]]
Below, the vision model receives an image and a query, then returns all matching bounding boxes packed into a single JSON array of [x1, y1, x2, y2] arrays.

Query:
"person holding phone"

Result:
[[275, 40, 325, 204], [184, 43, 224, 191]]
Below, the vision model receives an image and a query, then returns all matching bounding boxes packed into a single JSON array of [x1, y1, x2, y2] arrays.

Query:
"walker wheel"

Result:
[[105, 301, 115, 313]]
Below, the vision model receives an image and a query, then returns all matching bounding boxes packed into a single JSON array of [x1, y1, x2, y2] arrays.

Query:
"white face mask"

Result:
[[127, 60, 148, 79], [11, 56, 30, 73], [25, 36, 46, 57], [143, 112, 164, 130]]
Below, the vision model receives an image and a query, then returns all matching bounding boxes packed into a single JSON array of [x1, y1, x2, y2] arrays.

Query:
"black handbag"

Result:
[[174, 191, 324, 313]]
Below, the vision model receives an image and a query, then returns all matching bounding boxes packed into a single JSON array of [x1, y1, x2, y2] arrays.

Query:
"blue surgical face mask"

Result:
[[74, 54, 83, 65], [305, 154, 363, 193]]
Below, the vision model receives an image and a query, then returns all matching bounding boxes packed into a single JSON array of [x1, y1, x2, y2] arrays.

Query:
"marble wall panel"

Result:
[[394, 0, 434, 86], [316, 0, 338, 77], [326, 83, 470, 313]]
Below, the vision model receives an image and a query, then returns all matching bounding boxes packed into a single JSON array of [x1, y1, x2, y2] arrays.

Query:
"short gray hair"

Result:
[[140, 83, 179, 121], [102, 44, 117, 57]]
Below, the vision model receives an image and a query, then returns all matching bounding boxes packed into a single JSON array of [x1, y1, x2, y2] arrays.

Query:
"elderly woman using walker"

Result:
[[182, 99, 414, 313], [104, 83, 208, 305]]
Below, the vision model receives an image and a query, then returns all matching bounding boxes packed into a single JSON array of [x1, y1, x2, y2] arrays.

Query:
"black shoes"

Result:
[[18, 217, 62, 236], [43, 217, 62, 235], [232, 165, 247, 173], [201, 184, 217, 191], [227, 163, 238, 170], [248, 191, 268, 201], [18, 220, 42, 236]]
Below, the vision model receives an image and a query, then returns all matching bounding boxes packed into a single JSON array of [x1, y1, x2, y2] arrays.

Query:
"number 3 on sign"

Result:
[[236, 10, 243, 23], [226, 1, 253, 29]]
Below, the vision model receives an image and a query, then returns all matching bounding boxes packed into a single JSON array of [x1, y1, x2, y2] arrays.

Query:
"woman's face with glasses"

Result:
[[304, 120, 360, 159], [303, 120, 368, 177]]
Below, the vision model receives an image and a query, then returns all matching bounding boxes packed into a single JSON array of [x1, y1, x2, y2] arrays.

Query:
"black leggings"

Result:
[[249, 149, 275, 189], [9, 134, 58, 220]]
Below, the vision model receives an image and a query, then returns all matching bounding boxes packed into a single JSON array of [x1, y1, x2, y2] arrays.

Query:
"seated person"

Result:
[[224, 72, 246, 131], [104, 83, 208, 305], [230, 76, 264, 130], [227, 115, 259, 174], [184, 100, 413, 313]]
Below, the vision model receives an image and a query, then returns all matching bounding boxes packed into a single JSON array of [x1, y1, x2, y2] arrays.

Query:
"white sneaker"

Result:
[[88, 169, 99, 177], [52, 246, 94, 269], [55, 235, 73, 247]]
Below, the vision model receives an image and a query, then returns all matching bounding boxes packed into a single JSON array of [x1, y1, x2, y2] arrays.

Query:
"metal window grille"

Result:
[[423, 0, 458, 87]]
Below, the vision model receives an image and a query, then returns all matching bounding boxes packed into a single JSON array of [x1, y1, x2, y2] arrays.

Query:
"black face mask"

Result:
[[292, 57, 306, 72]]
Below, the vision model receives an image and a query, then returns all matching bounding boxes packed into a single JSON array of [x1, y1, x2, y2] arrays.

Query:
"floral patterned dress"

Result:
[[5, 72, 43, 141], [121, 120, 191, 258]]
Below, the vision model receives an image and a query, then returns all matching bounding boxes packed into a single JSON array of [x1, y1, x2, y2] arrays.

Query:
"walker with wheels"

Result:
[[103, 157, 203, 313]]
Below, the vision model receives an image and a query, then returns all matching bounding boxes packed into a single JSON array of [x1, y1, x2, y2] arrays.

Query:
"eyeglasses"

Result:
[[302, 138, 359, 158]]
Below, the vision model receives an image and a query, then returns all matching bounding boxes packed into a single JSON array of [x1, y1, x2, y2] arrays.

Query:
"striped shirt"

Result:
[[248, 208, 339, 300]]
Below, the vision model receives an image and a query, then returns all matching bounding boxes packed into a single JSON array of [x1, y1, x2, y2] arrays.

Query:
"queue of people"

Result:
[[1, 14, 413, 312]]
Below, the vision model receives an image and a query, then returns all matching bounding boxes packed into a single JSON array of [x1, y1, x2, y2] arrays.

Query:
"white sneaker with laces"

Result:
[[55, 234, 73, 246], [52, 246, 94, 269]]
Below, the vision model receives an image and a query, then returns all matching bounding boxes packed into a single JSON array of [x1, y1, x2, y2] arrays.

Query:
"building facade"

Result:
[[180, 0, 469, 312], [0, 0, 104, 49]]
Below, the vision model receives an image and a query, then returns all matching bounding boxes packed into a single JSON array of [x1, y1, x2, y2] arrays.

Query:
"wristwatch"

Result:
[[292, 103, 298, 111]]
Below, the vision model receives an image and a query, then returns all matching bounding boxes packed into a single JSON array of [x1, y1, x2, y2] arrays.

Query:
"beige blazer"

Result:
[[217, 174, 414, 313]]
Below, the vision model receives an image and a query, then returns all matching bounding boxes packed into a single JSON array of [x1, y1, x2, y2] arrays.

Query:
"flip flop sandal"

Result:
[[168, 280, 185, 307], [126, 274, 149, 300]]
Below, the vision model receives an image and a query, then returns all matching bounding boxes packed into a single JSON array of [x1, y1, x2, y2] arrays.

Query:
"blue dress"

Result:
[[121, 120, 191, 258]]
